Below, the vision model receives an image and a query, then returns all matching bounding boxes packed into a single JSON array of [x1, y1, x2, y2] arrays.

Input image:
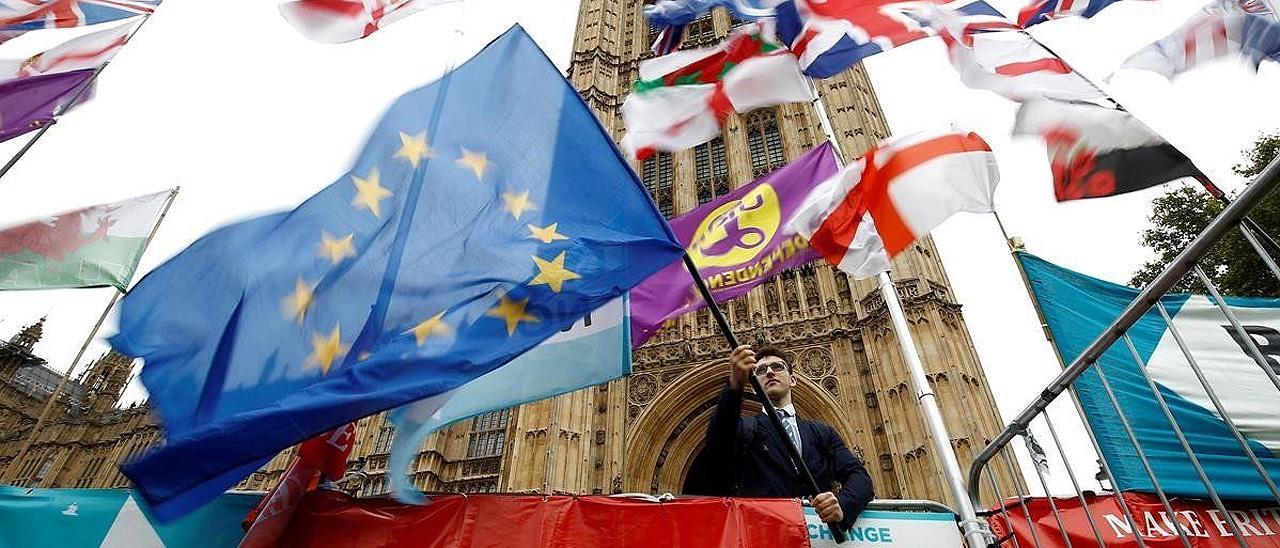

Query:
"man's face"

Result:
[[754, 356, 795, 402]]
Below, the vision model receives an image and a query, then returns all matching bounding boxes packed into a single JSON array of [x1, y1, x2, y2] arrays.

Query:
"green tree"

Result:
[[1130, 132, 1280, 297]]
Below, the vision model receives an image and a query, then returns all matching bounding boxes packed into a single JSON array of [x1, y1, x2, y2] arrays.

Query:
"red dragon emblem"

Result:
[[1043, 126, 1117, 201], [0, 206, 118, 262]]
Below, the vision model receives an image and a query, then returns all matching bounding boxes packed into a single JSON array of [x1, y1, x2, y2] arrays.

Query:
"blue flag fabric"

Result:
[[111, 25, 683, 521], [1019, 251, 1280, 500], [387, 296, 632, 503]]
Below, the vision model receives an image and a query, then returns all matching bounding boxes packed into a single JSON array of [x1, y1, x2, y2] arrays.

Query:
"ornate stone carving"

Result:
[[821, 376, 839, 396], [797, 348, 834, 379], [629, 374, 658, 405]]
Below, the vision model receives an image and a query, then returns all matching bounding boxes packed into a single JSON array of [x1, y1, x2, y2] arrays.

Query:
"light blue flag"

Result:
[[1019, 251, 1280, 500], [0, 487, 258, 547], [387, 295, 631, 503], [110, 25, 683, 521]]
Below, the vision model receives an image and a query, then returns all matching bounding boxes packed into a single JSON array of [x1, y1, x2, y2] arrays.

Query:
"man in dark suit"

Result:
[[700, 344, 874, 530]]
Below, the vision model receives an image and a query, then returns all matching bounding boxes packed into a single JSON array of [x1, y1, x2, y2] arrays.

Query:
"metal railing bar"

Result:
[[1092, 364, 1194, 548], [1027, 423, 1074, 548], [1120, 335, 1248, 547], [1154, 302, 1280, 506], [1062, 385, 1147, 548], [1239, 224, 1280, 283], [967, 153, 1280, 505], [986, 468, 1023, 548], [1001, 448, 1047, 548], [1042, 411, 1107, 546], [1194, 265, 1280, 394]]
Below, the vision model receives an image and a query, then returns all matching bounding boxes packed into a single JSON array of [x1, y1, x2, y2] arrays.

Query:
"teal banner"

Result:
[[0, 486, 258, 547]]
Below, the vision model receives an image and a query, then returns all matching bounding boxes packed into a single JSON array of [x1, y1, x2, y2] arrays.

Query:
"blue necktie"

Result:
[[779, 409, 802, 455]]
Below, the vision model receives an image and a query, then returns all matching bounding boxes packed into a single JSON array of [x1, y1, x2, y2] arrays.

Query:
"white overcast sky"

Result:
[[0, 0, 1276, 495]]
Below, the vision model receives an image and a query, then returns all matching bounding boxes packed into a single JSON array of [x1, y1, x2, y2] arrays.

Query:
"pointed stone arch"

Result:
[[624, 358, 857, 494]]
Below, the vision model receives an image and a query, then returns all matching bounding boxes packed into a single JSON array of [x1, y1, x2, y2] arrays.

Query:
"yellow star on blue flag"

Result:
[[110, 25, 682, 521]]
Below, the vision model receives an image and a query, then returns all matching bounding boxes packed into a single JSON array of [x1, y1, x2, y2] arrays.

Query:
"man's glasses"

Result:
[[753, 362, 788, 376]]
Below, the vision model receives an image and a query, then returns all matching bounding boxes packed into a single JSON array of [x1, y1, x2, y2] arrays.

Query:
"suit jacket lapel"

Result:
[[798, 418, 824, 478], [756, 414, 800, 478]]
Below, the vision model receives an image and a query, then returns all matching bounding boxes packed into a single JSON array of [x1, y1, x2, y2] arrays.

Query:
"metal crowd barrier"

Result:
[[961, 153, 1280, 548]]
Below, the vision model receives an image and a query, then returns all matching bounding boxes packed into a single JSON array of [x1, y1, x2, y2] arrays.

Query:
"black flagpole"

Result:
[[0, 14, 155, 183], [680, 253, 849, 544]]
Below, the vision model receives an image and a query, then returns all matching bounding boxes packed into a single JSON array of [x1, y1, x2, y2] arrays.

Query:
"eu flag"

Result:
[[111, 26, 683, 521]]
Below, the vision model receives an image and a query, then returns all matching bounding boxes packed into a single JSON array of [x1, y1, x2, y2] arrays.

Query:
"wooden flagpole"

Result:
[[1, 188, 178, 484], [0, 14, 157, 183]]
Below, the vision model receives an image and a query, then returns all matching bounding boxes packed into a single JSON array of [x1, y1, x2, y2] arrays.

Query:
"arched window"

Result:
[[694, 137, 730, 204], [745, 109, 786, 177], [467, 409, 510, 459], [641, 152, 675, 217]]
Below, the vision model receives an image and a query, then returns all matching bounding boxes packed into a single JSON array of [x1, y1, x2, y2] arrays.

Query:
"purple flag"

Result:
[[630, 142, 838, 346], [0, 68, 95, 144]]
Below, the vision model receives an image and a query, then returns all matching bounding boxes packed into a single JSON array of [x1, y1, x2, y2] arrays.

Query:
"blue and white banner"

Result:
[[0, 487, 257, 547], [1020, 252, 1280, 500], [805, 506, 961, 546], [388, 296, 631, 502]]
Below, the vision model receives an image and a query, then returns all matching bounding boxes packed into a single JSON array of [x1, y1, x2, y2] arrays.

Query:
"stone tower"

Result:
[[237, 4, 1026, 508], [494, 1, 1025, 509], [77, 351, 133, 415], [0, 317, 45, 380]]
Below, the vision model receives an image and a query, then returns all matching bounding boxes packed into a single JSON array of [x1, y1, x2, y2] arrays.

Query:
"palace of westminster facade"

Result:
[[0, 2, 1024, 510]]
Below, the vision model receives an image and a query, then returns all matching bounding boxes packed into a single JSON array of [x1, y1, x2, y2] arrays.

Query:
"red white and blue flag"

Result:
[[918, 4, 1103, 102], [1119, 8, 1280, 78], [775, 0, 1009, 78], [0, 0, 156, 37], [0, 18, 136, 80], [279, 0, 459, 43], [1017, 0, 1146, 27]]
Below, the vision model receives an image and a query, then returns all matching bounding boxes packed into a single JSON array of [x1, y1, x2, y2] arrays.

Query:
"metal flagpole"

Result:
[[875, 272, 989, 548], [680, 254, 849, 544], [0, 187, 178, 483], [802, 74, 992, 545], [0, 14, 157, 183]]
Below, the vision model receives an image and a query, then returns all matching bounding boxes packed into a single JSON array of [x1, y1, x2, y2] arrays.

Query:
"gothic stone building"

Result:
[[244, 2, 1024, 509], [0, 318, 160, 488], [1, 2, 1024, 511]]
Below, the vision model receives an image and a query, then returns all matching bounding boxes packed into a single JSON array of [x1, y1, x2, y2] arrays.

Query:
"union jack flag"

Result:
[[1017, 0, 1151, 27], [1204, 0, 1273, 15], [775, 0, 1011, 78], [0, 0, 157, 35], [1119, 9, 1280, 78]]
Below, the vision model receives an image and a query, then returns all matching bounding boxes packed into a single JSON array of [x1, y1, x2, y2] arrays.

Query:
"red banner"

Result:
[[988, 492, 1280, 546], [241, 423, 357, 548], [280, 491, 810, 547]]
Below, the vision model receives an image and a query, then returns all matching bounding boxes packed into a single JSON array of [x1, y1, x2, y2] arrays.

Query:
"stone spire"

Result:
[[9, 316, 46, 351], [79, 350, 134, 415]]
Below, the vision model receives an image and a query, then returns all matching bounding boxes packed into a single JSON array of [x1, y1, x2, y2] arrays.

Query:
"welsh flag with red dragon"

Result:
[[0, 190, 170, 291]]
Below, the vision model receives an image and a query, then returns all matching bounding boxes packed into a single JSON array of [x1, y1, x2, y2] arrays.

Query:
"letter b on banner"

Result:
[[1223, 325, 1280, 374]]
